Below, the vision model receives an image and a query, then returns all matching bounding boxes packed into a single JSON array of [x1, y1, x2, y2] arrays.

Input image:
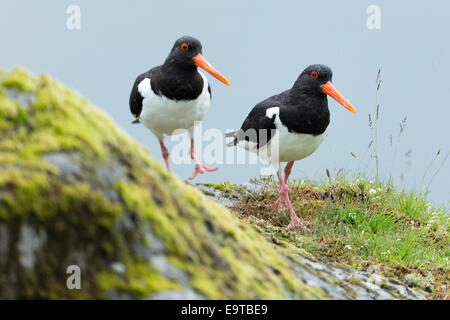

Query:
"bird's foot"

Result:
[[271, 195, 284, 214], [188, 163, 218, 180], [286, 215, 312, 231]]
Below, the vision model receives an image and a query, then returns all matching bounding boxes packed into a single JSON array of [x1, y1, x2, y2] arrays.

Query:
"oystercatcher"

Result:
[[129, 36, 230, 180], [227, 64, 356, 229]]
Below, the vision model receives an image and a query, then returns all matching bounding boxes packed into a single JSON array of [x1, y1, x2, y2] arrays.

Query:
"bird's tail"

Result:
[[225, 130, 241, 147]]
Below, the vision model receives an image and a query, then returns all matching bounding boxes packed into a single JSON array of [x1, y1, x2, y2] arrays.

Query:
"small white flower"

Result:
[[345, 245, 353, 250], [369, 188, 376, 194]]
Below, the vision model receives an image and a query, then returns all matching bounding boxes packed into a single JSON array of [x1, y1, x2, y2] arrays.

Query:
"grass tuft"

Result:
[[224, 176, 449, 299]]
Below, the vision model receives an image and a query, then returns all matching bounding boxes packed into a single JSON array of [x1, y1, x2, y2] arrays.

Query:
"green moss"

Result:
[[0, 93, 28, 131], [1, 67, 37, 92], [199, 188, 215, 197], [404, 273, 435, 291], [197, 181, 239, 192], [96, 262, 180, 299]]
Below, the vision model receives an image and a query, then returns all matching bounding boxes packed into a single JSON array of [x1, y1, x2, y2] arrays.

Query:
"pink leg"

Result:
[[272, 162, 295, 213], [284, 161, 294, 184], [277, 171, 312, 230], [159, 140, 170, 171], [188, 139, 218, 180]]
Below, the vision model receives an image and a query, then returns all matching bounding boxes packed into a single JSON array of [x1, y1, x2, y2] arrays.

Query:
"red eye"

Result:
[[310, 71, 318, 79], [180, 43, 189, 51]]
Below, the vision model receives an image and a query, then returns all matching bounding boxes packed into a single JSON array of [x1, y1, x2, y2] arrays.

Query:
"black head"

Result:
[[163, 36, 230, 85], [292, 64, 356, 114], [164, 36, 203, 69], [294, 64, 333, 92]]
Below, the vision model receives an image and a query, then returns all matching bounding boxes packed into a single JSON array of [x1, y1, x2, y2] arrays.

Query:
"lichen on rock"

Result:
[[0, 68, 426, 299]]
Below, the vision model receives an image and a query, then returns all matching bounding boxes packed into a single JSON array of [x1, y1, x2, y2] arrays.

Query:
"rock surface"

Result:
[[0, 68, 426, 299]]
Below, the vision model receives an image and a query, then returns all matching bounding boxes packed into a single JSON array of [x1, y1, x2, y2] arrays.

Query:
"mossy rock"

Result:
[[0, 68, 425, 300]]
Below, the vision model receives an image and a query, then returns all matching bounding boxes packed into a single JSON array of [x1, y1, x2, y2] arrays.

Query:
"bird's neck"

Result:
[[162, 58, 197, 74]]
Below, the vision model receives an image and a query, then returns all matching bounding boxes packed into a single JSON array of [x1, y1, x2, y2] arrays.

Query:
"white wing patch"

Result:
[[137, 78, 152, 98]]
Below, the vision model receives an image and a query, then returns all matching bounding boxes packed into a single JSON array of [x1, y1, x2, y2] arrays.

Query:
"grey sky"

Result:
[[1, 0, 448, 205]]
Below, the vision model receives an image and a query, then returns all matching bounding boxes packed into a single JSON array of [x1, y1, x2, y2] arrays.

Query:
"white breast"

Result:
[[138, 72, 211, 139], [238, 106, 326, 163]]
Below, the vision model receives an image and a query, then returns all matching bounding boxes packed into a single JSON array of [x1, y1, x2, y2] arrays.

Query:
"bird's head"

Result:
[[295, 64, 356, 114], [165, 36, 230, 86]]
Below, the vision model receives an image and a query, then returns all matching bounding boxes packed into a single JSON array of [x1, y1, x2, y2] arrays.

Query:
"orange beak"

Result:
[[192, 53, 230, 86], [320, 81, 357, 114]]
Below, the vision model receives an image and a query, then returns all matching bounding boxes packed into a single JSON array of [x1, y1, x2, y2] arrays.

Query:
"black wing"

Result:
[[226, 96, 281, 148], [129, 68, 158, 123]]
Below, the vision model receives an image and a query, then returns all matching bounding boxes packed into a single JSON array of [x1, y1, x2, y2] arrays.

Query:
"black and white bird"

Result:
[[227, 64, 356, 229], [129, 36, 230, 180]]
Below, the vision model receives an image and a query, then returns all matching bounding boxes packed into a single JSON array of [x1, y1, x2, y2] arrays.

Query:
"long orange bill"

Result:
[[192, 53, 230, 86], [320, 81, 357, 114]]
